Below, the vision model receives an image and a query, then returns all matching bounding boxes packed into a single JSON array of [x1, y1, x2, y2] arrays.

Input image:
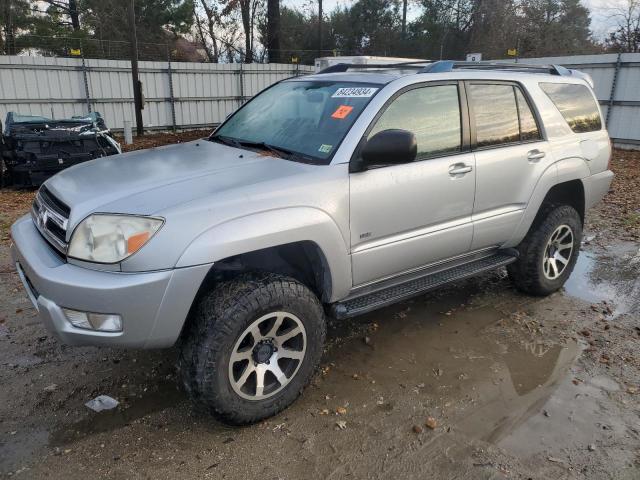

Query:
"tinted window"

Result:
[[515, 88, 541, 141], [369, 85, 461, 158], [469, 84, 520, 147], [540, 83, 602, 133]]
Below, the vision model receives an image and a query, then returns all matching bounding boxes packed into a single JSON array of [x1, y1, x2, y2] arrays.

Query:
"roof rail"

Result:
[[316, 61, 430, 74], [418, 60, 572, 77], [316, 60, 574, 78]]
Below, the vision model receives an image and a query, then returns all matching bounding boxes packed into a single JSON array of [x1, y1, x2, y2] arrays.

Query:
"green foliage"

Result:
[[81, 0, 195, 44], [1, 0, 38, 54], [3, 0, 601, 61]]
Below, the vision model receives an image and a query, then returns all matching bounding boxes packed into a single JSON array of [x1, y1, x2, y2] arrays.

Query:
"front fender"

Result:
[[175, 207, 352, 301]]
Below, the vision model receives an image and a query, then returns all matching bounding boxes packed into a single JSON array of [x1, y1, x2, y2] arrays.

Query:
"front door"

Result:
[[349, 82, 476, 286]]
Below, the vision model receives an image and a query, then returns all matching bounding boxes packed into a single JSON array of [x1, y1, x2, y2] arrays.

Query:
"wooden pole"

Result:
[[128, 0, 144, 136]]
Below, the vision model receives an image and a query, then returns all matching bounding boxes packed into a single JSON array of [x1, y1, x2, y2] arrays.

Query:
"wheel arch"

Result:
[[176, 207, 352, 303], [505, 159, 588, 247]]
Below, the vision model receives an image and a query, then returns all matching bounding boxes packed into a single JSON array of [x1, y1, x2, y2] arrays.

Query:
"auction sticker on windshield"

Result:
[[332, 87, 378, 98], [331, 105, 354, 119]]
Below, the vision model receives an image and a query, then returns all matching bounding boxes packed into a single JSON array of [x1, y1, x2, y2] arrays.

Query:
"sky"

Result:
[[282, 0, 629, 40]]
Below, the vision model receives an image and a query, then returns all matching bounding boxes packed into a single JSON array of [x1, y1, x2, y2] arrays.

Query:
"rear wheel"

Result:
[[178, 273, 325, 425], [508, 205, 582, 296]]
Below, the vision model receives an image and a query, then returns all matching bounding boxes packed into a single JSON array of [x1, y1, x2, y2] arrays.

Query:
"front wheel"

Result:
[[508, 205, 582, 296], [178, 273, 326, 425]]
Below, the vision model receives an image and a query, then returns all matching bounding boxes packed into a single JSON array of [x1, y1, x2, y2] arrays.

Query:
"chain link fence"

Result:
[[2, 34, 341, 65]]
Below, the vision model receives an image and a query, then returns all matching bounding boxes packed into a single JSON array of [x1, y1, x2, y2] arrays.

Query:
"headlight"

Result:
[[68, 214, 163, 264]]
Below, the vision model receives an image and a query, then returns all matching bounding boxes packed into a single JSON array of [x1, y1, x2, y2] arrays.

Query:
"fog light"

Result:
[[62, 308, 122, 332]]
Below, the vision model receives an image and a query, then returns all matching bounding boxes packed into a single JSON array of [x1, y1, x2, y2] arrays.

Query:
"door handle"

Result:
[[449, 163, 473, 176], [527, 149, 546, 161]]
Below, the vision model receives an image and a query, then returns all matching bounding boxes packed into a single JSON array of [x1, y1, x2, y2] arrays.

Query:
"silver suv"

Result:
[[11, 61, 613, 424]]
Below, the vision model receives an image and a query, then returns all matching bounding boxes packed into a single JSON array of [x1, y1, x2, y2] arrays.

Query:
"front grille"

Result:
[[39, 185, 71, 217], [32, 187, 70, 253]]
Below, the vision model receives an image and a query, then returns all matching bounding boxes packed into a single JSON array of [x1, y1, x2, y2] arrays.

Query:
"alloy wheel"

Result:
[[542, 224, 574, 280], [228, 311, 307, 401]]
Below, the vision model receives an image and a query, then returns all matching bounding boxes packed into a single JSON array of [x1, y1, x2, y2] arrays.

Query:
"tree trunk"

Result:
[[240, 0, 252, 62], [2, 0, 13, 55], [267, 0, 280, 63], [401, 0, 407, 40], [68, 0, 80, 30]]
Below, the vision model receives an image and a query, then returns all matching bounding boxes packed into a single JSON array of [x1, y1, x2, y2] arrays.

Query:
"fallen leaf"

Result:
[[425, 417, 438, 429]]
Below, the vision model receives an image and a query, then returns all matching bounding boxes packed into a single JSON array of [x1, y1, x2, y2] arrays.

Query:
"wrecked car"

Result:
[[0, 111, 121, 187]]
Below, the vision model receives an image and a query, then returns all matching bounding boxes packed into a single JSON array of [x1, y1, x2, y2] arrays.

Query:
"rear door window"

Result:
[[468, 84, 521, 147], [540, 83, 602, 133]]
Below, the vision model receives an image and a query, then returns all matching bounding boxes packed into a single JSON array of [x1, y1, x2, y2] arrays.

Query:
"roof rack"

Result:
[[317, 60, 573, 77], [317, 61, 430, 74]]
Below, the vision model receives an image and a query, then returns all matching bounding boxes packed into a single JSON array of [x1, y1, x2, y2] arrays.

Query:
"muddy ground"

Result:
[[0, 144, 639, 479]]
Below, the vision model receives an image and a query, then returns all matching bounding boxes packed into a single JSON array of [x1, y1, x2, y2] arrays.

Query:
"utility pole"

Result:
[[128, 0, 144, 136], [318, 0, 323, 58]]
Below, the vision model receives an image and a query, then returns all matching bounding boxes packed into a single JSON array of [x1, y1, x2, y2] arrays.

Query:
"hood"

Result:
[[45, 140, 315, 229]]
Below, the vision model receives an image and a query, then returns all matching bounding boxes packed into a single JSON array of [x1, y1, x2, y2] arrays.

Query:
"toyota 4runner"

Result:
[[11, 60, 614, 424]]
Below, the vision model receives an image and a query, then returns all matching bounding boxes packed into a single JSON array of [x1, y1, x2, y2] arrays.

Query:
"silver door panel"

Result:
[[350, 152, 475, 285], [351, 220, 472, 286], [471, 206, 524, 251]]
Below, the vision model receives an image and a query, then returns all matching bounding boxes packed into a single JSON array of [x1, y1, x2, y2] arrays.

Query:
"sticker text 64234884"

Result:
[[332, 87, 378, 98]]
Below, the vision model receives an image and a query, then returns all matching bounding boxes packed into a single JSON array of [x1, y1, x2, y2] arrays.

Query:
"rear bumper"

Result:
[[10, 215, 211, 348], [583, 169, 614, 210]]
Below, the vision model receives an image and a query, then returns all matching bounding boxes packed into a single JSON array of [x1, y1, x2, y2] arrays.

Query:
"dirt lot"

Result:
[[1, 142, 639, 479]]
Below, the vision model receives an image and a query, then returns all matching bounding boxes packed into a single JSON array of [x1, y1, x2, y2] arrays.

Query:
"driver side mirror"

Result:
[[352, 129, 417, 172]]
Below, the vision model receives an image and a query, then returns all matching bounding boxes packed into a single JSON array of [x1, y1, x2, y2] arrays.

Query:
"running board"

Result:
[[330, 251, 518, 319]]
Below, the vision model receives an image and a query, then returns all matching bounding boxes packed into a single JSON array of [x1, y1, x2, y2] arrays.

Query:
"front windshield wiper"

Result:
[[236, 140, 297, 160], [210, 135, 312, 163], [209, 135, 241, 148]]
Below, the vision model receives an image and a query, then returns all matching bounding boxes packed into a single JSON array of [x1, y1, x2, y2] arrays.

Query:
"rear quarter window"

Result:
[[539, 83, 602, 133]]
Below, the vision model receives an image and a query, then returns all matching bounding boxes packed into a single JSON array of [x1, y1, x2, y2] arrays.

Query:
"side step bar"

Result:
[[330, 251, 518, 320]]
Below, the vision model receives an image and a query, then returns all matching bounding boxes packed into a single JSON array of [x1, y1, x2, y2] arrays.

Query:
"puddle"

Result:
[[49, 381, 185, 446], [495, 371, 627, 458], [321, 293, 624, 461], [564, 243, 640, 315]]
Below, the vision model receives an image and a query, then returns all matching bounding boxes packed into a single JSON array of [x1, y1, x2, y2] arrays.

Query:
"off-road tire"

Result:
[[178, 272, 326, 425], [507, 205, 582, 296]]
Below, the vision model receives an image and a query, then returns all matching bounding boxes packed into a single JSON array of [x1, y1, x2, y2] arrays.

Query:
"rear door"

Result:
[[349, 82, 475, 286], [467, 81, 553, 250]]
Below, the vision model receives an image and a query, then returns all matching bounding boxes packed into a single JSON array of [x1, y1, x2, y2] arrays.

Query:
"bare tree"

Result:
[[226, 0, 262, 62], [41, 0, 81, 31], [195, 0, 243, 62], [607, 0, 640, 52]]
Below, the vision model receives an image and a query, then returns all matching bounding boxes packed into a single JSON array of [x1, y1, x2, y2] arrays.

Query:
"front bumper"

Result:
[[10, 215, 211, 348]]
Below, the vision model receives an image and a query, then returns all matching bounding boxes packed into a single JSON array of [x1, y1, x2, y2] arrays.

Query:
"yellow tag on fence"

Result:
[[70, 48, 81, 56]]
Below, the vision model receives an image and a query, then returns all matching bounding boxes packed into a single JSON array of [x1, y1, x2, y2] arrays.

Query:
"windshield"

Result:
[[211, 80, 381, 164]]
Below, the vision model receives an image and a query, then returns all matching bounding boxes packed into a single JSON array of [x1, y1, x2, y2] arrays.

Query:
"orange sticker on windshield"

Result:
[[331, 105, 354, 119]]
